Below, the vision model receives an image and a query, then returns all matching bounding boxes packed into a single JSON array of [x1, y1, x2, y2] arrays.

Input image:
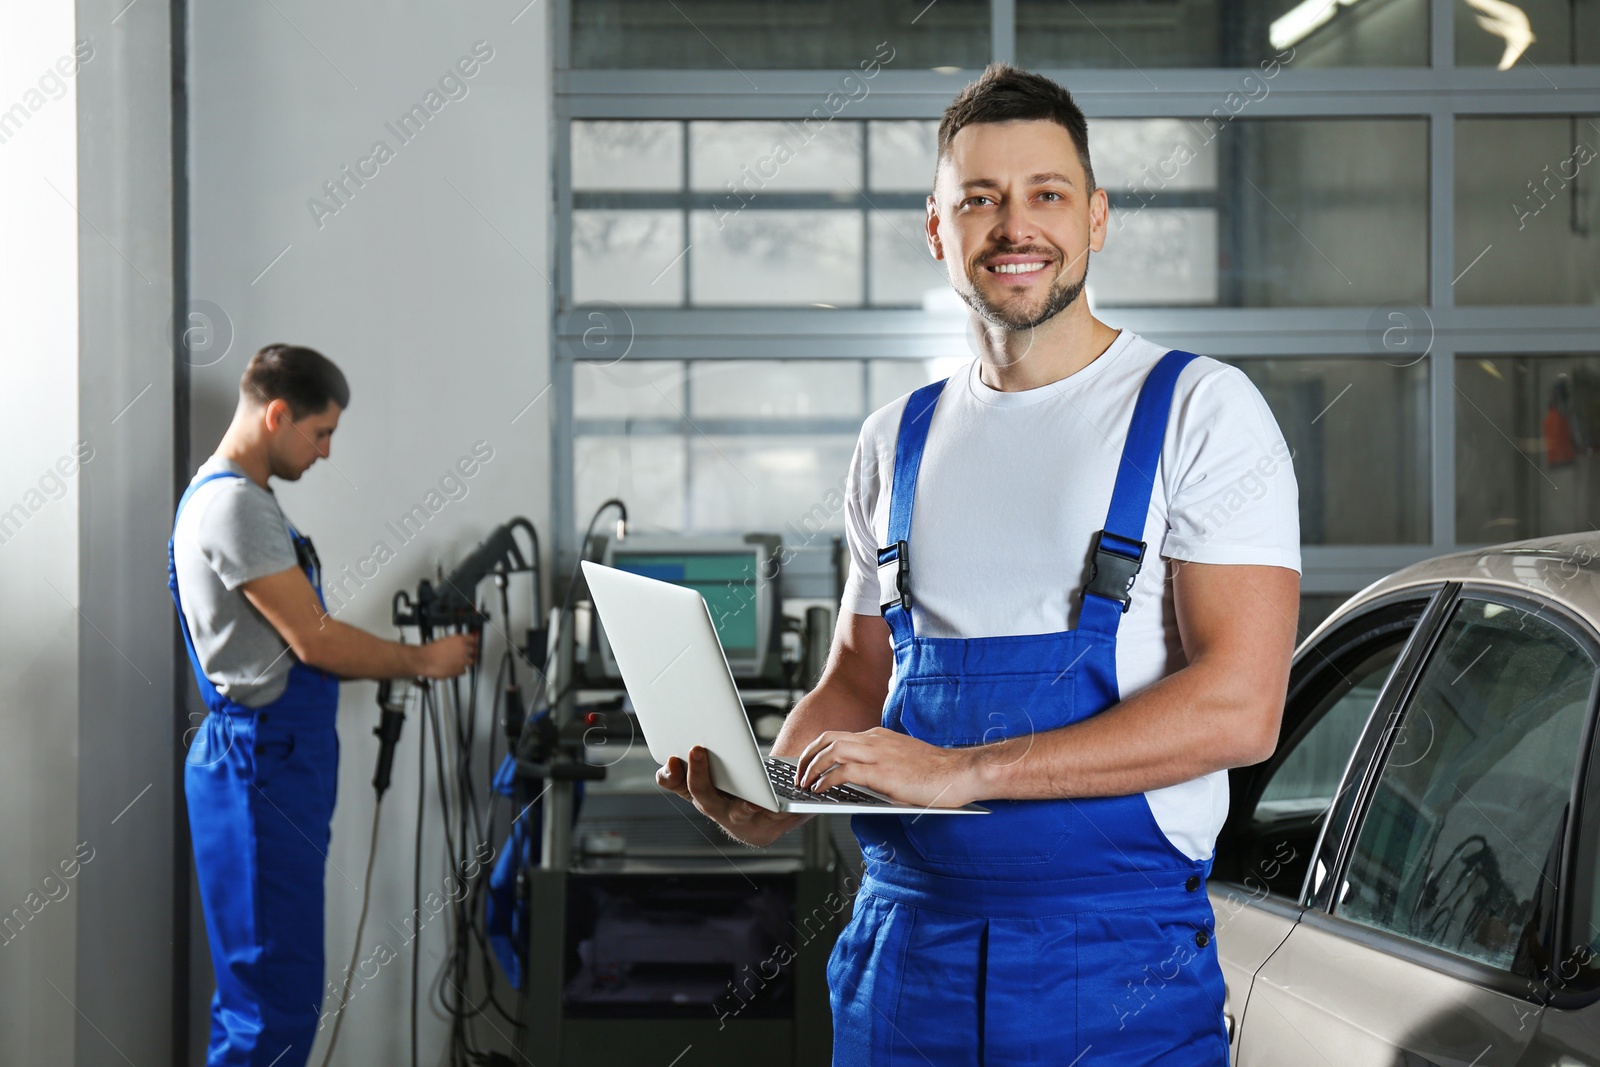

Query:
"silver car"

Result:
[[1213, 533, 1600, 1065]]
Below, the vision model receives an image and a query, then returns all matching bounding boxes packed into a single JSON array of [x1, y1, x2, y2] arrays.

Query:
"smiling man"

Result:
[[170, 343, 477, 1067], [657, 65, 1301, 1064]]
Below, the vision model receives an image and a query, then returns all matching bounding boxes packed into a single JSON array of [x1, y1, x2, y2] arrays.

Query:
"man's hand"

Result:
[[657, 746, 808, 848], [414, 633, 479, 678], [795, 727, 982, 809]]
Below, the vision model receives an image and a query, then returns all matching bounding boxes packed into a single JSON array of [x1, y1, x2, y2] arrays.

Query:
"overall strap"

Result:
[[174, 471, 247, 530], [169, 471, 247, 712], [284, 522, 328, 611], [878, 379, 947, 643], [1078, 349, 1202, 636]]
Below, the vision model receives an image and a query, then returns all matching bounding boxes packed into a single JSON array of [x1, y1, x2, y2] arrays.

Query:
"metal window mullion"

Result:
[[554, 95, 577, 568], [574, 417, 870, 436], [1430, 0, 1454, 70], [560, 69, 1600, 120], [552, 354, 577, 567], [684, 367, 695, 529], [681, 119, 691, 309], [992, 0, 1016, 65], [1430, 341, 1456, 546], [554, 0, 572, 71], [555, 306, 1600, 353], [859, 122, 870, 308], [1429, 109, 1455, 312], [574, 189, 1215, 210], [1429, 101, 1456, 546]]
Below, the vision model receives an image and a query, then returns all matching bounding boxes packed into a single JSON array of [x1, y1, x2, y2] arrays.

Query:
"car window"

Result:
[[1229, 608, 1418, 900], [1256, 642, 1401, 822], [1338, 597, 1597, 973]]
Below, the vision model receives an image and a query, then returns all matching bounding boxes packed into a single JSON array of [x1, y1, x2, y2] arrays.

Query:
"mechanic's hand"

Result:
[[415, 633, 479, 678], [657, 746, 807, 848], [795, 727, 983, 809]]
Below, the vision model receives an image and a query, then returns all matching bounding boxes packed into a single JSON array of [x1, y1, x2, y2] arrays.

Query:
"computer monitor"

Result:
[[593, 534, 780, 681]]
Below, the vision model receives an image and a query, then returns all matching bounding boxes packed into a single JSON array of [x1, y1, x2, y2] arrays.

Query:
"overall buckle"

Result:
[[877, 540, 912, 613], [1086, 530, 1145, 613]]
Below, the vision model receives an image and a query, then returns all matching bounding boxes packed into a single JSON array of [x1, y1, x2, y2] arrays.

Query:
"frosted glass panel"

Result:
[[689, 210, 862, 306], [571, 0, 986, 69], [572, 210, 685, 306], [690, 121, 861, 193], [868, 210, 944, 307], [576, 435, 687, 533], [868, 121, 938, 193], [1018, 0, 1426, 66], [1455, 117, 1600, 307], [572, 121, 682, 191], [690, 362, 863, 419], [869, 360, 938, 412], [574, 360, 688, 419], [1231, 357, 1430, 544], [689, 436, 857, 534], [1091, 119, 1218, 193], [1092, 209, 1219, 306], [1456, 0, 1598, 66], [1457, 354, 1600, 543]]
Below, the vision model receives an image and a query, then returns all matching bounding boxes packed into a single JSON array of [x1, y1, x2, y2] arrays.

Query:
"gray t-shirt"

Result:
[[172, 456, 304, 707]]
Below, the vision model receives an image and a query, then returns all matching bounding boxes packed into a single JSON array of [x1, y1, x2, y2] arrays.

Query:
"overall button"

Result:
[[253, 742, 265, 754], [1195, 929, 1210, 948], [1186, 875, 1201, 892], [258, 713, 269, 723]]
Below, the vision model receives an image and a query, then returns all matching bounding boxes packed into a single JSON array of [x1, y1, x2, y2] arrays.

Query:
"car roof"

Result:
[[1301, 532, 1600, 653]]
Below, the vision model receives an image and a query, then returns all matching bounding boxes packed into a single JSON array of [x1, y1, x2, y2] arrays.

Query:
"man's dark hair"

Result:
[[240, 343, 350, 419], [936, 63, 1095, 193]]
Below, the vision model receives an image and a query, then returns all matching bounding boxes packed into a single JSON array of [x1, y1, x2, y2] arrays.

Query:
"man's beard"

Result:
[[959, 254, 1090, 331]]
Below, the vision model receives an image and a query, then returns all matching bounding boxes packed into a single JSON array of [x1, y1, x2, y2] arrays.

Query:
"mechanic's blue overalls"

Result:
[[169, 471, 340, 1067], [829, 349, 1231, 1066]]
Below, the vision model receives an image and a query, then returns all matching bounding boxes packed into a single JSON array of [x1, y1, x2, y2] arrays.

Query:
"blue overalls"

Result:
[[829, 349, 1231, 1066], [169, 471, 341, 1067]]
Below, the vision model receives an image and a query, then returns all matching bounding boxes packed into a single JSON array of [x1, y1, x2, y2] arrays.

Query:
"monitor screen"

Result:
[[610, 550, 760, 657]]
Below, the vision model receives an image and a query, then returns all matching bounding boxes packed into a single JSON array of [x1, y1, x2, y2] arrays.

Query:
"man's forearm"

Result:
[[965, 660, 1278, 801], [772, 671, 885, 761], [297, 618, 420, 680]]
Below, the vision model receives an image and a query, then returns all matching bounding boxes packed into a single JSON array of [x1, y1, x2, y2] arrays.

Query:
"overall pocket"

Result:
[[892, 670, 1081, 867]]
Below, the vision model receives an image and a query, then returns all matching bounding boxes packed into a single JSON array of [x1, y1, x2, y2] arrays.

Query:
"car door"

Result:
[[1209, 586, 1444, 1060], [1524, 657, 1600, 1064], [1237, 586, 1600, 1067]]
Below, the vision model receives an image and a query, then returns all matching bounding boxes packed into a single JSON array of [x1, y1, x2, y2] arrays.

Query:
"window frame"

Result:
[[552, 0, 1600, 593], [1548, 621, 1600, 1009], [1303, 582, 1600, 998], [1299, 581, 1460, 911]]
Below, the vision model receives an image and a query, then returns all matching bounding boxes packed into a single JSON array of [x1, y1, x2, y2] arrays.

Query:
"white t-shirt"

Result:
[[840, 328, 1302, 862]]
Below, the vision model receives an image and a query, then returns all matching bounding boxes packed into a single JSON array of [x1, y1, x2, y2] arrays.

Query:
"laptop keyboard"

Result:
[[765, 757, 891, 806]]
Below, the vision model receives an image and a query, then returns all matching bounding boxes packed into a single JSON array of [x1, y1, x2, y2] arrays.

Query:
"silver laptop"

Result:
[[582, 560, 988, 817]]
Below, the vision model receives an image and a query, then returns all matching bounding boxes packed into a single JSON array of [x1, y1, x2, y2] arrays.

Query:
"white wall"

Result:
[[3, 1, 187, 1062], [0, 5, 84, 1061], [186, 1, 553, 1062]]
